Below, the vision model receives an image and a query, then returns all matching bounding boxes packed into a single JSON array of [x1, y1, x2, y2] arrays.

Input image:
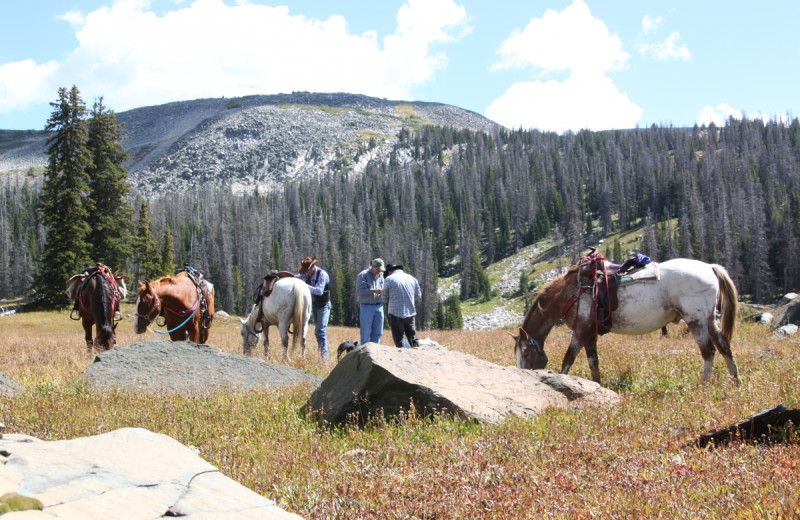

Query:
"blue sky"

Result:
[[1, 0, 797, 132]]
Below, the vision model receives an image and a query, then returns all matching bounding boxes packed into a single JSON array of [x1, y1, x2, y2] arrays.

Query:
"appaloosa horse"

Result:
[[134, 268, 215, 343], [240, 276, 311, 360], [513, 255, 740, 384], [67, 264, 127, 351]]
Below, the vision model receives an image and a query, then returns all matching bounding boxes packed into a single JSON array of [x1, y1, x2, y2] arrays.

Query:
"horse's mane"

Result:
[[530, 264, 578, 311]]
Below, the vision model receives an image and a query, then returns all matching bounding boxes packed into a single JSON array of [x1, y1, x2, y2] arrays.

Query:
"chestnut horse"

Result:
[[513, 257, 740, 384], [67, 264, 127, 351], [134, 270, 215, 343]]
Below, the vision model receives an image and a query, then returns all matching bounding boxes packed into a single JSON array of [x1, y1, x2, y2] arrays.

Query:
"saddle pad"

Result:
[[619, 261, 660, 285]]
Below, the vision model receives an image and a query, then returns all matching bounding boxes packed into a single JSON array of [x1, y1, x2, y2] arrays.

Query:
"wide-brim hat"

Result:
[[385, 263, 403, 273], [298, 256, 318, 274], [371, 258, 385, 272]]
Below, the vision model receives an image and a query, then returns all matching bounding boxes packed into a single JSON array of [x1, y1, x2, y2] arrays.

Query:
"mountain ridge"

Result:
[[0, 92, 502, 196]]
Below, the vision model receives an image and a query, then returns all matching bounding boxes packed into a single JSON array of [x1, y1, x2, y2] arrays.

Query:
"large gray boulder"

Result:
[[81, 340, 320, 392], [771, 298, 800, 329], [305, 343, 621, 425], [0, 427, 301, 519]]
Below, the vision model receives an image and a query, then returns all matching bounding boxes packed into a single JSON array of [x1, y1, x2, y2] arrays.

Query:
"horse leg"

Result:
[[279, 322, 291, 362], [687, 320, 716, 383], [560, 333, 584, 376], [83, 317, 94, 352], [262, 322, 270, 358], [583, 334, 602, 383], [708, 317, 740, 384]]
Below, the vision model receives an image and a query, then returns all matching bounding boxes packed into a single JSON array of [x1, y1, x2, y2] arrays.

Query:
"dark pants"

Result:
[[388, 314, 418, 348]]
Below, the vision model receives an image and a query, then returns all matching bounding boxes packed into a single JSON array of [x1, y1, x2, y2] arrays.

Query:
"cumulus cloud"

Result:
[[487, 0, 641, 132], [0, 0, 469, 116], [641, 15, 662, 34], [639, 31, 691, 61], [486, 71, 642, 133], [697, 104, 792, 126]]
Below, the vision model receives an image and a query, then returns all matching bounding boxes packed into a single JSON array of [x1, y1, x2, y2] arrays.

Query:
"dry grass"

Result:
[[2, 305, 800, 519]]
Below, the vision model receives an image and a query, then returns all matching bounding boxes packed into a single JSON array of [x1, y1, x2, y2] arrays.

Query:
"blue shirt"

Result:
[[356, 267, 384, 305], [382, 269, 421, 318], [295, 267, 330, 305]]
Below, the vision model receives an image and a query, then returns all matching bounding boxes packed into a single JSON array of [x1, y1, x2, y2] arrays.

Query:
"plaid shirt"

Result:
[[382, 269, 421, 318]]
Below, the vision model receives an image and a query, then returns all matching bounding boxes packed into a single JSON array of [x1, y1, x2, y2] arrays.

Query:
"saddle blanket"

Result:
[[618, 261, 660, 285]]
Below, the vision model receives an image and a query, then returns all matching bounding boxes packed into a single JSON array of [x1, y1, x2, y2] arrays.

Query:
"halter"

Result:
[[135, 288, 161, 325]]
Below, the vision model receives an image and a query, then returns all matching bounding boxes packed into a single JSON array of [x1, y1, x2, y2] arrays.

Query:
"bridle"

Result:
[[135, 287, 161, 325]]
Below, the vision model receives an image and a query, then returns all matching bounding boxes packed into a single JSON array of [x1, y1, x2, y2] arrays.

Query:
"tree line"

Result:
[[2, 86, 799, 328]]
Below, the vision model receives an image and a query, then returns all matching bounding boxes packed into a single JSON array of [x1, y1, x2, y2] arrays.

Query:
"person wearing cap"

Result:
[[382, 263, 422, 349], [356, 258, 386, 345], [295, 256, 331, 361]]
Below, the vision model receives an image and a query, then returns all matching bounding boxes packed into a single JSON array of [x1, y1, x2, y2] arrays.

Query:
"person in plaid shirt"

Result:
[[382, 264, 421, 349]]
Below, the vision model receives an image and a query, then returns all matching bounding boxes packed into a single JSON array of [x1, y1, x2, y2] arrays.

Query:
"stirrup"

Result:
[[69, 308, 81, 321]]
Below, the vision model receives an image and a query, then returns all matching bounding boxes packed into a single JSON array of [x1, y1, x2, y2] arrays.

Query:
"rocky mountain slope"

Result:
[[0, 92, 501, 196]]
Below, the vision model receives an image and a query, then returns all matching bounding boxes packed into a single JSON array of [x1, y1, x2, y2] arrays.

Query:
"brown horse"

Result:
[[133, 270, 215, 343], [67, 264, 127, 351], [513, 257, 739, 384]]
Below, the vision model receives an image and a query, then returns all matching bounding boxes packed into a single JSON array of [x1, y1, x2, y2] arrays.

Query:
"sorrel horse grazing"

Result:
[[240, 276, 311, 360], [134, 269, 215, 343], [513, 256, 740, 384], [67, 264, 127, 351]]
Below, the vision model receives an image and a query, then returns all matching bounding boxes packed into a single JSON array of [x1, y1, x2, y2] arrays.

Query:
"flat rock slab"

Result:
[[0, 427, 302, 519], [81, 340, 320, 392], [305, 343, 621, 425], [0, 372, 23, 397]]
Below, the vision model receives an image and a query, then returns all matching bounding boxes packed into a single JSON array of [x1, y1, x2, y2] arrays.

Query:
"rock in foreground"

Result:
[[305, 343, 621, 425], [0, 427, 301, 519]]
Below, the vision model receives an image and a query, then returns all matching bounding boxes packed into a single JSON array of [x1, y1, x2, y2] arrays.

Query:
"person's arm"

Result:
[[306, 270, 328, 297], [356, 271, 373, 299]]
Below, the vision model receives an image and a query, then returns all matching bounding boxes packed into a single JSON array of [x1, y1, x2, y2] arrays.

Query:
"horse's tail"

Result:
[[291, 283, 305, 340], [712, 264, 738, 342], [95, 276, 116, 346]]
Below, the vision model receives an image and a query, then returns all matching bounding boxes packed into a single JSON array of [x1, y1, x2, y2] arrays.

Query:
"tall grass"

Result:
[[1, 306, 799, 518]]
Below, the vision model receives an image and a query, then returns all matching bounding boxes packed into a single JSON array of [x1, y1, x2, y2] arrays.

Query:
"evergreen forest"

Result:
[[2, 97, 800, 329]]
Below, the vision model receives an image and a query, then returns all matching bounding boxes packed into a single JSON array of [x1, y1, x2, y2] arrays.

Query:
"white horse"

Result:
[[514, 257, 740, 384], [240, 277, 311, 360]]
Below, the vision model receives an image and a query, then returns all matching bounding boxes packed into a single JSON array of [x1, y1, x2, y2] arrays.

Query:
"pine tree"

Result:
[[86, 97, 134, 271], [32, 86, 92, 308], [160, 226, 175, 276], [133, 200, 161, 281]]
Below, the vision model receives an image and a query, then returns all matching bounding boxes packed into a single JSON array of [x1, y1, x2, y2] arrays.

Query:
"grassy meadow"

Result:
[[1, 303, 799, 519]]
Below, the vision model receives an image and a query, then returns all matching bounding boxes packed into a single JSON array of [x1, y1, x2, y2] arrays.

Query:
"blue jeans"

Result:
[[311, 302, 331, 360], [359, 303, 384, 345]]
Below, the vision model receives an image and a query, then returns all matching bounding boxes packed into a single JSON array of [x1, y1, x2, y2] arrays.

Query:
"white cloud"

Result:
[[0, 59, 60, 112], [640, 31, 691, 61], [641, 15, 662, 34], [696, 104, 742, 126], [485, 71, 642, 133], [487, 0, 640, 132], [697, 104, 793, 126], [492, 0, 628, 74], [0, 0, 469, 116]]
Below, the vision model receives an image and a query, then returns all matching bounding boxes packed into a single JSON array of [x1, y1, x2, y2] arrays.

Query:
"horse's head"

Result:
[[133, 280, 161, 334], [512, 327, 548, 370], [240, 312, 262, 355]]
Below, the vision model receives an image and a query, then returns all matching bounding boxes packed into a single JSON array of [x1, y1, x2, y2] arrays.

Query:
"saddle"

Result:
[[175, 265, 213, 329], [255, 270, 294, 306], [576, 250, 656, 335], [68, 263, 122, 321]]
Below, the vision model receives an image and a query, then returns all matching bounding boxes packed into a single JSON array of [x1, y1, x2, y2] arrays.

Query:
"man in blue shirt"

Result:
[[382, 263, 422, 349], [356, 258, 385, 345], [295, 256, 330, 361]]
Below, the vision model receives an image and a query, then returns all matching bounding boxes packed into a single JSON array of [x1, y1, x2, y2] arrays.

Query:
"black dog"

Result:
[[336, 341, 358, 362]]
